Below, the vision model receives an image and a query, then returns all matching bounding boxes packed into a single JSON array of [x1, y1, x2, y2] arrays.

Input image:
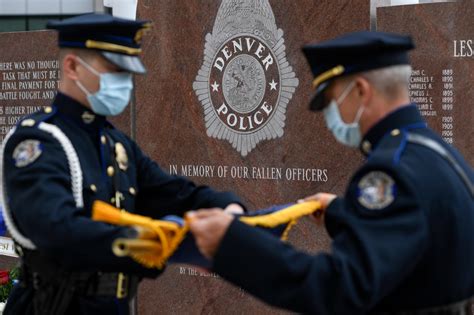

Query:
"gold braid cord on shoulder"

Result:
[[92, 200, 323, 269]]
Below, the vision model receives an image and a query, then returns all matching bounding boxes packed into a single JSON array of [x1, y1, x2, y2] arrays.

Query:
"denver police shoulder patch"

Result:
[[357, 171, 396, 210], [13, 140, 43, 168]]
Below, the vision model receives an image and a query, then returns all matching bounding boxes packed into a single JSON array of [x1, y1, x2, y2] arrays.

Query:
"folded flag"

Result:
[[92, 200, 322, 269], [92, 201, 188, 269]]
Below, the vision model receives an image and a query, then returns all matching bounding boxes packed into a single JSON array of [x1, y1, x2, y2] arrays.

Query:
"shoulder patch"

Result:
[[12, 140, 43, 168], [357, 171, 396, 210]]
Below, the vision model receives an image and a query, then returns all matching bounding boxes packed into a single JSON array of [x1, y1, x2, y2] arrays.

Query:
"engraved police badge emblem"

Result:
[[357, 171, 396, 210], [193, 0, 299, 157]]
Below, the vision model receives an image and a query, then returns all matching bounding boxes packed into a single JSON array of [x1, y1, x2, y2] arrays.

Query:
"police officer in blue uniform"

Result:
[[188, 31, 474, 314], [1, 14, 244, 315]]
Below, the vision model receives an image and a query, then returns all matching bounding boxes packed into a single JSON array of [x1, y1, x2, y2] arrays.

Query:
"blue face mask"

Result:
[[323, 81, 365, 148], [75, 57, 133, 116]]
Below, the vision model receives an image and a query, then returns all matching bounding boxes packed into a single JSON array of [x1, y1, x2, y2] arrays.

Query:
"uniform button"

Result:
[[90, 184, 97, 192], [21, 119, 35, 127], [44, 106, 53, 114], [129, 187, 136, 195], [362, 141, 371, 154], [101, 136, 107, 144], [107, 166, 115, 177], [391, 129, 401, 136]]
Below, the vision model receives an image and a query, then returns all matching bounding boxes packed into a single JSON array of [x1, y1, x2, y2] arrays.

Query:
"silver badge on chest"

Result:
[[115, 142, 129, 171]]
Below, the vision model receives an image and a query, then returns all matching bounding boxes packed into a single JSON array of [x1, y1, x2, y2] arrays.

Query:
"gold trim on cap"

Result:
[[134, 23, 152, 44], [85, 40, 142, 56], [312, 65, 345, 89]]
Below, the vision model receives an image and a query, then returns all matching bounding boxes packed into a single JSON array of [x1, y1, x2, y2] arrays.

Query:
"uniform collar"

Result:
[[360, 104, 426, 156], [53, 92, 107, 131]]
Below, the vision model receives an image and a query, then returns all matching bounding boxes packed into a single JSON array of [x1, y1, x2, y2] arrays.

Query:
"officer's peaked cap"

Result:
[[302, 31, 415, 111], [47, 13, 151, 74]]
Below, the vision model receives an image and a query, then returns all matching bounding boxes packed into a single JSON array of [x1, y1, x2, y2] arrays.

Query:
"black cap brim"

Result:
[[101, 52, 146, 74], [309, 81, 331, 111]]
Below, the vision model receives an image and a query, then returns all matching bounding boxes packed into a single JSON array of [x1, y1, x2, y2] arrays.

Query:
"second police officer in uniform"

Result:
[[188, 31, 474, 314], [1, 14, 244, 315]]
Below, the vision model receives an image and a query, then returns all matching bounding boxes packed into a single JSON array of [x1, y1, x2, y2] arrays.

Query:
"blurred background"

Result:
[[0, 0, 458, 33], [0, 0, 105, 32]]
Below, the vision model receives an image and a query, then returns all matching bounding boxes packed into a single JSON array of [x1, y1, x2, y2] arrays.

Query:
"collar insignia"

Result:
[[82, 111, 96, 124]]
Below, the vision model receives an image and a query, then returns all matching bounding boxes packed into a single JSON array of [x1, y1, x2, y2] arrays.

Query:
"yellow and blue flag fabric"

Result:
[[92, 200, 322, 269]]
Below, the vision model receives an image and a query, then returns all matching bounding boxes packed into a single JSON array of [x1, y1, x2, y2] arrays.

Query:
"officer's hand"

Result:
[[187, 209, 234, 260], [224, 203, 244, 214], [298, 192, 337, 209], [297, 193, 337, 226]]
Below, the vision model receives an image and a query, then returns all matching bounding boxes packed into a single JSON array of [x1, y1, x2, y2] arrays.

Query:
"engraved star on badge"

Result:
[[269, 79, 278, 91], [211, 81, 220, 92]]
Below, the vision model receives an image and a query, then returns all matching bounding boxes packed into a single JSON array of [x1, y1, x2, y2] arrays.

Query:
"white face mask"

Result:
[[75, 57, 133, 116], [323, 81, 365, 148]]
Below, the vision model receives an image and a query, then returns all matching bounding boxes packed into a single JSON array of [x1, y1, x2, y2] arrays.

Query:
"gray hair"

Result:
[[360, 65, 412, 100]]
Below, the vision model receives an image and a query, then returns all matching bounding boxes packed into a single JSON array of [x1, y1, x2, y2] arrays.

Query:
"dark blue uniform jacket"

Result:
[[3, 93, 242, 314], [213, 105, 474, 314]]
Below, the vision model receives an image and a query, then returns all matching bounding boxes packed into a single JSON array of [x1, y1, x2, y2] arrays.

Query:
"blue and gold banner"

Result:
[[92, 200, 322, 269]]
